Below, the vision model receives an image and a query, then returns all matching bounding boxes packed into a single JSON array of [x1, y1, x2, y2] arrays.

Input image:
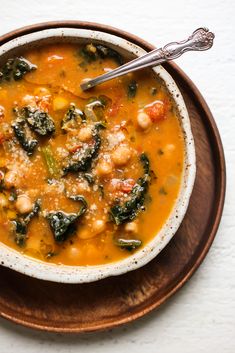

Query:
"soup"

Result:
[[0, 43, 184, 266]]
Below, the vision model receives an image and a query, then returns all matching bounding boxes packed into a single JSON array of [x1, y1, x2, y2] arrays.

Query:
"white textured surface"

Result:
[[0, 0, 234, 352]]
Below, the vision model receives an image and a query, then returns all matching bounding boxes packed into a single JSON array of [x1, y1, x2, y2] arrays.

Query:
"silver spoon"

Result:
[[80, 27, 214, 91]]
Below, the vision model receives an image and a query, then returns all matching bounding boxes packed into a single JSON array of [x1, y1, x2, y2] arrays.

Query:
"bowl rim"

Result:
[[0, 27, 196, 283]]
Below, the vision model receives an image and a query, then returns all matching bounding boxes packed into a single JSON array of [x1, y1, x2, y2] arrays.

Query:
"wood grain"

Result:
[[0, 21, 226, 333]]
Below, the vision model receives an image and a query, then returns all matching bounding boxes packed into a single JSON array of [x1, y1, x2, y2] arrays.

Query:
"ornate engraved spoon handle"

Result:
[[81, 27, 215, 91]]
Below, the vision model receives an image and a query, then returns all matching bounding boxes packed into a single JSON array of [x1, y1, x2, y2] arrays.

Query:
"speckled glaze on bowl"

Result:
[[0, 28, 196, 283]]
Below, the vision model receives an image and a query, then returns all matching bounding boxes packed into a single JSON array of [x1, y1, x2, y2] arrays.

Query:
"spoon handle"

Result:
[[81, 27, 214, 91]]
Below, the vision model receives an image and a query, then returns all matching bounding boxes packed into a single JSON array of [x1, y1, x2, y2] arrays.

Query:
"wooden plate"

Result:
[[0, 22, 226, 333]]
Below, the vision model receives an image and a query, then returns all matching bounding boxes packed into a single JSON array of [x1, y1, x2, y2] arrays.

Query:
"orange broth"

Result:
[[0, 43, 184, 265]]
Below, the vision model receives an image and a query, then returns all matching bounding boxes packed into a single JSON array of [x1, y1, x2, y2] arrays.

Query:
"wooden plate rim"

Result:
[[0, 21, 226, 333]]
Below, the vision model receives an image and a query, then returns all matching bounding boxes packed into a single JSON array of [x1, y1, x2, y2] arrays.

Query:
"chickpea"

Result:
[[34, 87, 51, 97], [15, 194, 33, 214], [92, 219, 106, 235], [0, 105, 5, 118], [111, 145, 132, 166], [0, 123, 13, 140], [4, 170, 18, 189], [0, 194, 8, 208], [78, 220, 106, 239], [125, 221, 138, 234], [86, 43, 97, 54], [21, 94, 37, 107], [95, 160, 113, 176], [78, 228, 95, 239], [78, 127, 93, 142], [137, 111, 152, 130]]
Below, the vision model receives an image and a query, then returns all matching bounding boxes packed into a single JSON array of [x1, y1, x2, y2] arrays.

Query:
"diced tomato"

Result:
[[109, 178, 135, 194], [67, 144, 82, 153], [120, 179, 135, 193], [136, 145, 143, 153], [145, 100, 166, 122], [21, 94, 51, 112], [107, 96, 122, 117], [0, 134, 5, 144], [38, 96, 51, 112]]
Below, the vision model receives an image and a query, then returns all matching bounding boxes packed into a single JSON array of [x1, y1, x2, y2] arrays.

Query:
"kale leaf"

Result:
[[63, 124, 103, 175], [95, 44, 124, 65], [13, 199, 41, 247], [61, 99, 107, 175], [67, 194, 88, 215], [0, 57, 37, 82], [24, 199, 41, 223], [110, 153, 150, 225], [79, 43, 124, 66], [61, 104, 85, 132], [12, 120, 38, 155], [46, 195, 87, 242], [12, 107, 55, 155], [46, 211, 78, 242], [22, 107, 55, 136], [83, 173, 95, 185], [140, 152, 150, 174]]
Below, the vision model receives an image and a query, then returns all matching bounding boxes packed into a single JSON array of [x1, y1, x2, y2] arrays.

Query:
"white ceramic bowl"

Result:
[[0, 28, 196, 283]]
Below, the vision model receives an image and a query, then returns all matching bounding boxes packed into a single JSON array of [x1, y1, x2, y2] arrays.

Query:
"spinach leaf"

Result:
[[110, 153, 150, 225], [0, 57, 37, 82]]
